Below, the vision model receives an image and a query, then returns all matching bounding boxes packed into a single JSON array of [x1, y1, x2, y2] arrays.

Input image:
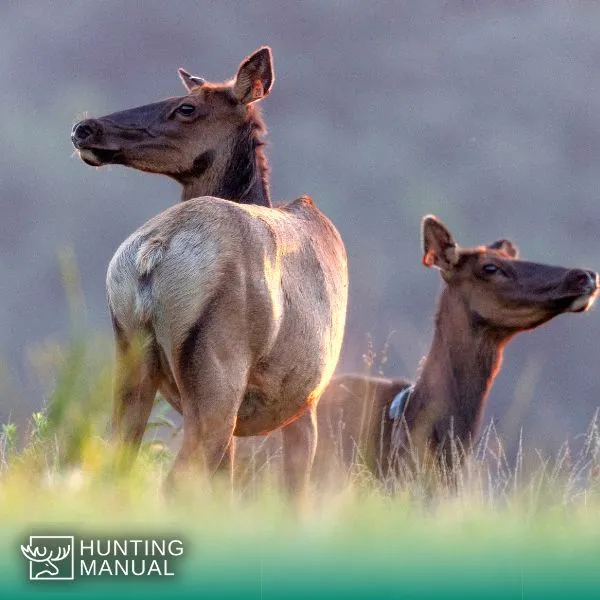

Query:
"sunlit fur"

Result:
[[314, 215, 598, 485], [73, 48, 348, 498]]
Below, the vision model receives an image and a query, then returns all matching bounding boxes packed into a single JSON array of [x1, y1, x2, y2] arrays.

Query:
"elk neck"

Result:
[[177, 111, 271, 206], [407, 289, 508, 443]]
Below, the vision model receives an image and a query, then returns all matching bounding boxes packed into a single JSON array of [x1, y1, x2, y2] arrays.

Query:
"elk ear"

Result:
[[233, 46, 274, 104], [178, 68, 205, 92], [488, 238, 519, 258], [422, 215, 458, 271]]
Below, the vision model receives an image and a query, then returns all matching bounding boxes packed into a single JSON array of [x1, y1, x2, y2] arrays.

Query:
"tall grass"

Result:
[[1, 260, 600, 573], [3, 324, 600, 526]]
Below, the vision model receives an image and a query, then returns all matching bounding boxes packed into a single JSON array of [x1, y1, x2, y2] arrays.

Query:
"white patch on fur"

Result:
[[133, 238, 166, 321], [136, 238, 165, 277]]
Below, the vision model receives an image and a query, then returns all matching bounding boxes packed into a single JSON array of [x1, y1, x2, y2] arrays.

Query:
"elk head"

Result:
[[422, 215, 599, 334], [71, 47, 274, 184]]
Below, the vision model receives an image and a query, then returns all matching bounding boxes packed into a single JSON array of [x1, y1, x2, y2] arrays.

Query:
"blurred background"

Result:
[[1, 1, 599, 453]]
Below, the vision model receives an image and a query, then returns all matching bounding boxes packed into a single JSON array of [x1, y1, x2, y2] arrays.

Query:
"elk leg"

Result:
[[111, 324, 157, 470], [216, 437, 236, 480], [281, 404, 318, 502], [157, 379, 182, 414], [166, 410, 238, 489], [214, 437, 236, 502], [166, 350, 248, 489]]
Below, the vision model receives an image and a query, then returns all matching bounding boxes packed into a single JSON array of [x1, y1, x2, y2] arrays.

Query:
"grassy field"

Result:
[[1, 273, 600, 598]]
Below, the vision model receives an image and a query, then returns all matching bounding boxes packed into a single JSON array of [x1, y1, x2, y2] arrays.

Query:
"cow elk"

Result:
[[71, 47, 348, 499], [315, 215, 598, 485]]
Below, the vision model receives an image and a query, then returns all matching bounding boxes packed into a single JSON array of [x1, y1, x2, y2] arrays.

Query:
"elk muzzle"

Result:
[[71, 118, 123, 166], [562, 269, 599, 312]]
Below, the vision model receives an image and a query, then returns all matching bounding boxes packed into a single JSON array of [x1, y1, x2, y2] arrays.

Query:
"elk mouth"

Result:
[[567, 291, 598, 313], [76, 147, 124, 167], [557, 270, 599, 313], [560, 282, 599, 313]]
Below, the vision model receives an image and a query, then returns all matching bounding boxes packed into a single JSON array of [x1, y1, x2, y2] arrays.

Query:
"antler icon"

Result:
[[21, 544, 71, 579]]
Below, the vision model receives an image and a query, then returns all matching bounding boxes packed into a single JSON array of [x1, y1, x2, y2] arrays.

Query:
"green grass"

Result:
[[1, 266, 600, 597]]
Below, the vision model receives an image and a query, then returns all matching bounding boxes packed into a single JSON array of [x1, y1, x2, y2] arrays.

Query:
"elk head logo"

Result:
[[21, 542, 72, 579]]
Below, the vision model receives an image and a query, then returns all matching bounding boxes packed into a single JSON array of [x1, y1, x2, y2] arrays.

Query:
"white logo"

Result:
[[20, 535, 184, 581], [21, 536, 75, 580]]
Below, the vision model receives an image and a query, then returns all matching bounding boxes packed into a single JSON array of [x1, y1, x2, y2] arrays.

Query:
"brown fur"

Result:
[[72, 48, 348, 497], [72, 49, 273, 205], [315, 215, 598, 484]]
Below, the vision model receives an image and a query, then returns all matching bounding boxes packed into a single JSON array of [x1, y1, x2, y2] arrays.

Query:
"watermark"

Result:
[[21, 536, 74, 580], [21, 535, 184, 581]]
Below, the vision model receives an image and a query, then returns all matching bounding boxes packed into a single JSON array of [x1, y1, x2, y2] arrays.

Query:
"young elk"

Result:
[[71, 48, 348, 497], [315, 215, 598, 483]]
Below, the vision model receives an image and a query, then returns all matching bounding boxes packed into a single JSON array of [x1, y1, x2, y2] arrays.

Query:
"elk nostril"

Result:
[[74, 123, 93, 140], [71, 120, 100, 144], [571, 270, 596, 290]]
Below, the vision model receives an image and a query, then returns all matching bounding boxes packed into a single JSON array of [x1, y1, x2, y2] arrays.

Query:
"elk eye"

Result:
[[177, 104, 196, 116], [482, 263, 499, 275]]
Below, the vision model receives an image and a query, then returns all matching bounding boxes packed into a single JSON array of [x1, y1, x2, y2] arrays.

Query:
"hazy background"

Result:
[[2, 1, 600, 452]]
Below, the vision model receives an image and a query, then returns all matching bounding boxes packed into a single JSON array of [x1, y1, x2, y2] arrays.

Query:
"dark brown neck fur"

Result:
[[402, 289, 507, 455], [176, 107, 271, 206]]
